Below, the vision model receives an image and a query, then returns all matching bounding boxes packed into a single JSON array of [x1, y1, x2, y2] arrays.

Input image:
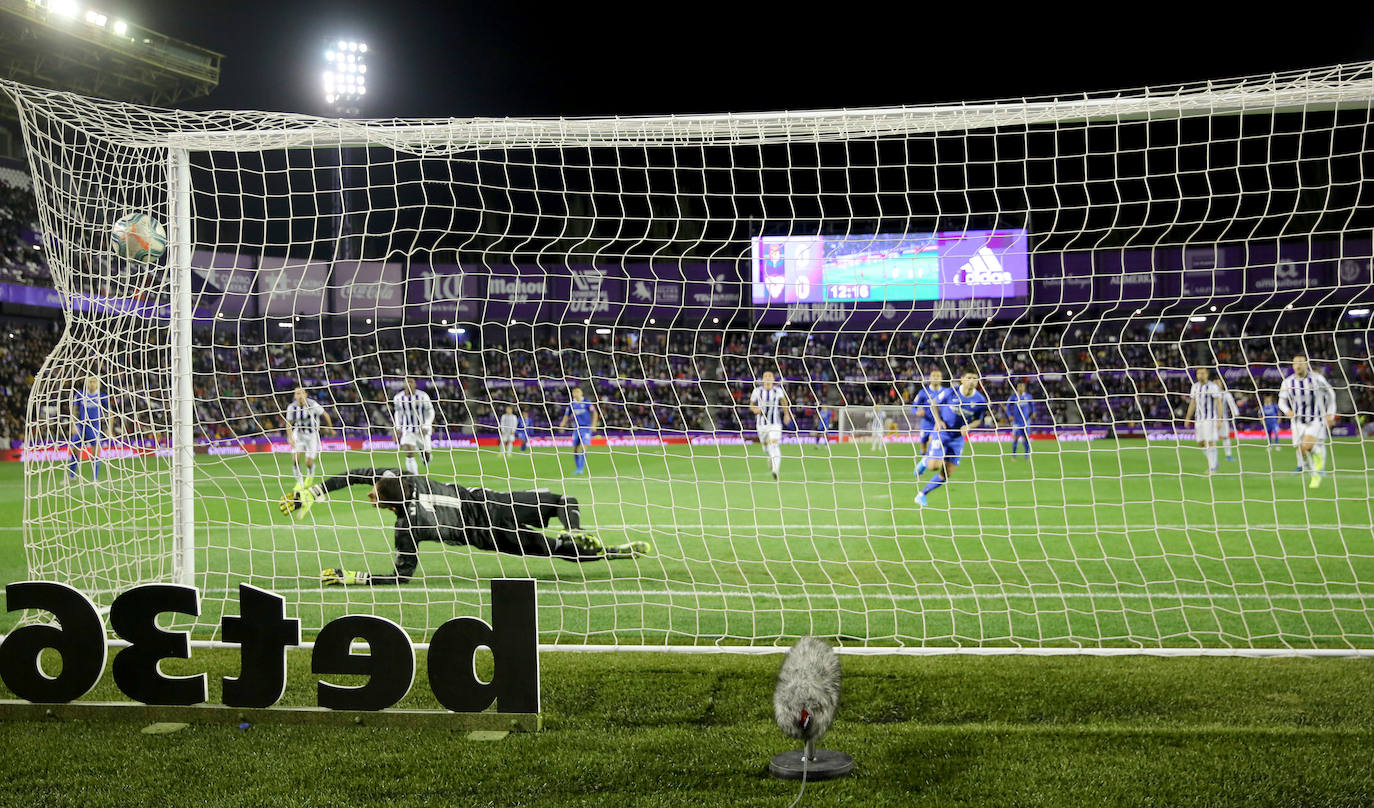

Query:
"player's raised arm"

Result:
[[781, 392, 793, 425], [279, 467, 404, 517]]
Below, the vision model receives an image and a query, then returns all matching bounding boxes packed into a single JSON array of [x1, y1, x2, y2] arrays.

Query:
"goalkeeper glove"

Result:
[[321, 568, 371, 586], [278, 488, 317, 519]]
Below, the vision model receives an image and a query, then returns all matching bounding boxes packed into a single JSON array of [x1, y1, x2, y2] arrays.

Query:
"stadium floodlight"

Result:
[[84, 10, 106, 26], [1349, 308, 1371, 317], [51, 0, 78, 17], [112, 19, 126, 35]]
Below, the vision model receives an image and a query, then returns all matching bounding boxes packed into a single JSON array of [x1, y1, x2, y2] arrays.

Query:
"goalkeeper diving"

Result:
[[279, 467, 650, 584]]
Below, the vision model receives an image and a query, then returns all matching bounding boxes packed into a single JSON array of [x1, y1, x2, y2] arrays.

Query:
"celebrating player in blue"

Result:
[[559, 387, 599, 475], [1006, 380, 1035, 458], [1261, 393, 1282, 450], [915, 371, 993, 507], [912, 369, 950, 478], [69, 375, 106, 482]]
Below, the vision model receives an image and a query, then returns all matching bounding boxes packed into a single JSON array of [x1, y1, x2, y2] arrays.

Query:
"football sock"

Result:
[[921, 475, 946, 496], [404, 456, 418, 475], [92, 459, 101, 482], [1313, 445, 1326, 472], [575, 453, 586, 473], [1204, 446, 1217, 470]]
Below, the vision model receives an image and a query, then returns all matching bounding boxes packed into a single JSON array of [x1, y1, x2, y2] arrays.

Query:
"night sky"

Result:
[[119, 1, 1374, 119]]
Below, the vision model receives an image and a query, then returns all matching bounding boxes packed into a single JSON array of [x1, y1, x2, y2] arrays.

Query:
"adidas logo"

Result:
[[955, 246, 1013, 285]]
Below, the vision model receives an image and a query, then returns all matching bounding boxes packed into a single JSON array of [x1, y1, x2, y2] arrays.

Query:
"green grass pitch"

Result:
[[3, 436, 1373, 646], [3, 438, 1374, 806]]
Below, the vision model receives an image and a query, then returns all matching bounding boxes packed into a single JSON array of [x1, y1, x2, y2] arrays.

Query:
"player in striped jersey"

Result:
[[1278, 355, 1337, 489], [867, 404, 887, 453], [284, 386, 334, 490], [1184, 367, 1223, 474], [278, 468, 649, 584], [68, 375, 106, 483], [392, 377, 435, 476], [749, 371, 792, 480]]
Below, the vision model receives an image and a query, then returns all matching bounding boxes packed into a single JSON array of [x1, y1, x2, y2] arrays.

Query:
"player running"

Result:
[[68, 375, 106, 483], [1184, 367, 1223, 475], [284, 386, 334, 490], [914, 371, 992, 507], [1006, 380, 1035, 459], [498, 405, 519, 454], [911, 369, 949, 475], [1278, 354, 1337, 489], [278, 468, 649, 584], [749, 371, 792, 480], [559, 387, 599, 475], [1261, 394, 1282, 450], [392, 377, 435, 475]]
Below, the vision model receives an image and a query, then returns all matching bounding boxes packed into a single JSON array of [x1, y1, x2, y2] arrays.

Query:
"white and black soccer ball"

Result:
[[109, 212, 168, 262]]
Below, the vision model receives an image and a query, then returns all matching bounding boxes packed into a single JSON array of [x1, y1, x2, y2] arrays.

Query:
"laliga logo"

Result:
[[954, 246, 1013, 286]]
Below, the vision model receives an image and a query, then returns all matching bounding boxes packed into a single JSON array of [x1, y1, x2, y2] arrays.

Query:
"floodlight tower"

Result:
[[321, 39, 367, 264]]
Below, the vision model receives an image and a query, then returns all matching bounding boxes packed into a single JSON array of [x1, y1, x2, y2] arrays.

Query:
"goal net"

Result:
[[5, 62, 1374, 650]]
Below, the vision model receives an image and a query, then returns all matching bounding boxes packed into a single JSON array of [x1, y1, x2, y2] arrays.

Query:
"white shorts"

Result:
[[1291, 419, 1328, 446], [398, 429, 432, 452], [757, 424, 782, 445], [290, 432, 321, 460], [1194, 419, 1219, 443], [498, 428, 516, 443]]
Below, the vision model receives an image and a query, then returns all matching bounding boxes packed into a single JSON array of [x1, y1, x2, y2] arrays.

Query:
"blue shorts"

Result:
[[918, 426, 936, 444], [73, 424, 101, 446], [572, 427, 593, 448], [1265, 421, 1280, 437], [926, 433, 966, 465], [1011, 426, 1029, 439]]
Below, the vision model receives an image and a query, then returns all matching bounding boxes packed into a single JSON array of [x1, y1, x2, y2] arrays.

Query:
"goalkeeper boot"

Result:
[[915, 492, 928, 508], [563, 530, 604, 555], [604, 540, 650, 559], [321, 568, 371, 586]]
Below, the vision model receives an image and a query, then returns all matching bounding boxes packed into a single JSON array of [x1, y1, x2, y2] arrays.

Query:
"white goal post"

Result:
[[4, 62, 1374, 652]]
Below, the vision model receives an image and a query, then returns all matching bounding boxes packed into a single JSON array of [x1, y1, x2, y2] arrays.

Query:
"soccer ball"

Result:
[[109, 212, 168, 262]]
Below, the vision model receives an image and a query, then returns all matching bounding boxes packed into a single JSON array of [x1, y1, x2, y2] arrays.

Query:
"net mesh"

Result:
[[5, 62, 1374, 648]]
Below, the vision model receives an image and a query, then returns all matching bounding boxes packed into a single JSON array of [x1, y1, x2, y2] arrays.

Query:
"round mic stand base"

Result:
[[769, 740, 854, 781]]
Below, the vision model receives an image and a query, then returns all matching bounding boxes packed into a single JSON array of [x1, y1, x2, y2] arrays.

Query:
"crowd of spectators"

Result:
[[0, 178, 47, 286], [175, 305, 1370, 443], [0, 306, 1366, 447]]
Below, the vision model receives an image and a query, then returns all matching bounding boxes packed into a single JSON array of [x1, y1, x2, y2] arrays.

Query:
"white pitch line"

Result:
[[82, 586, 1374, 602], [4, 523, 1368, 533]]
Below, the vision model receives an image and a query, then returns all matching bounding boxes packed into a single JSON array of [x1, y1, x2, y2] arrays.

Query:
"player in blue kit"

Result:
[[516, 407, 531, 452], [1261, 394, 1282, 450], [1006, 380, 1035, 458], [559, 387, 599, 475], [69, 375, 106, 482], [915, 371, 993, 507], [911, 368, 949, 477], [815, 405, 834, 449]]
